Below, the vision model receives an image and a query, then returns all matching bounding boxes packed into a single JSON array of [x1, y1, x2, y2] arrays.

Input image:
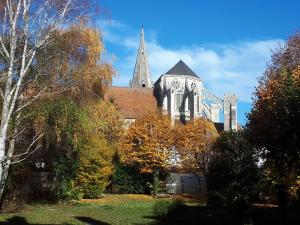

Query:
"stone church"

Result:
[[105, 27, 237, 131]]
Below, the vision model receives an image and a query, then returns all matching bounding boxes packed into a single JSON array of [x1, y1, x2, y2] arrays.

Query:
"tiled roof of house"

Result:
[[104, 86, 157, 119]]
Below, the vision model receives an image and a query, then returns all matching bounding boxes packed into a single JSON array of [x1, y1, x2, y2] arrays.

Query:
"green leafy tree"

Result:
[[207, 131, 260, 211], [35, 97, 85, 201]]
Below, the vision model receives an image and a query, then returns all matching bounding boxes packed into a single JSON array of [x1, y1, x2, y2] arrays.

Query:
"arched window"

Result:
[[141, 83, 145, 87]]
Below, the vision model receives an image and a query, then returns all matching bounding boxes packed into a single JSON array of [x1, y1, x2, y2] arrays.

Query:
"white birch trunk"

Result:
[[0, 0, 72, 201]]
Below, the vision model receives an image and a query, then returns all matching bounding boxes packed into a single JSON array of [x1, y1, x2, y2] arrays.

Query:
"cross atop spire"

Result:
[[130, 26, 152, 88]]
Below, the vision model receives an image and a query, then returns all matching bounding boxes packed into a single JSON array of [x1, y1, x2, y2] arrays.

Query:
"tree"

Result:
[[0, 0, 79, 200], [247, 33, 300, 215], [120, 113, 174, 173], [41, 97, 85, 201], [119, 113, 175, 196], [0, 0, 109, 201], [74, 101, 123, 198], [10, 99, 122, 202], [75, 135, 114, 198], [174, 118, 218, 173], [86, 101, 123, 144], [35, 25, 114, 102], [207, 131, 260, 211]]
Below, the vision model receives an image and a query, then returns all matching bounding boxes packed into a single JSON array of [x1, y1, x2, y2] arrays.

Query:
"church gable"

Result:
[[165, 60, 200, 78]]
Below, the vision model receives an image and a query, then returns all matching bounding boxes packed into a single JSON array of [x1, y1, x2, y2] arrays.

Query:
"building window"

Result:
[[175, 93, 184, 112], [197, 96, 200, 112], [141, 83, 145, 87]]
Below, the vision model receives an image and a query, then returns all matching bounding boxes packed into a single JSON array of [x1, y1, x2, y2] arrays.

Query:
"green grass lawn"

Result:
[[0, 194, 157, 225], [1, 194, 299, 225]]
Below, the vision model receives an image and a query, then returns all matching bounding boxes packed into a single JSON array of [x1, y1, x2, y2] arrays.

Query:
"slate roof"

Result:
[[104, 86, 157, 119], [166, 60, 199, 78]]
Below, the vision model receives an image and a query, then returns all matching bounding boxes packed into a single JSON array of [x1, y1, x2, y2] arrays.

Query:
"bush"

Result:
[[54, 154, 80, 201], [111, 163, 151, 194], [153, 199, 185, 219], [81, 185, 104, 199]]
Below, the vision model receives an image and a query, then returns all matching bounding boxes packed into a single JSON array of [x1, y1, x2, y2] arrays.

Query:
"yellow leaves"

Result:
[[292, 65, 300, 83], [85, 101, 123, 143], [288, 176, 300, 197], [76, 133, 114, 191], [80, 194, 153, 204], [43, 25, 114, 101], [71, 100, 122, 195]]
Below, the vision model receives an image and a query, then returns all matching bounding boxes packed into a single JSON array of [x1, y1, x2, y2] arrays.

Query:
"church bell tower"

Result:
[[130, 26, 152, 88]]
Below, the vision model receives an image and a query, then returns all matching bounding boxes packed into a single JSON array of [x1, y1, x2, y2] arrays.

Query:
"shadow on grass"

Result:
[[141, 205, 300, 225], [0, 215, 111, 225], [75, 216, 110, 225]]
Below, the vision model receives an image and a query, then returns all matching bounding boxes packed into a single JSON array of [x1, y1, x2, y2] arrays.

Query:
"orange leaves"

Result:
[[174, 118, 218, 171], [119, 114, 218, 173], [119, 113, 174, 173]]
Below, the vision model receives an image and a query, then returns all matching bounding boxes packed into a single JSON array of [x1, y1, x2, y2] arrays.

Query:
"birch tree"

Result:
[[0, 0, 81, 199]]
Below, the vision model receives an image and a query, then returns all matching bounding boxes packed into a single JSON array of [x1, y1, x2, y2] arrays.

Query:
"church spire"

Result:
[[130, 26, 152, 88]]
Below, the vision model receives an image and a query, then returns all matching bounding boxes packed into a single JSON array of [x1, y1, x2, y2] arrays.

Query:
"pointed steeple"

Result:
[[130, 26, 152, 88]]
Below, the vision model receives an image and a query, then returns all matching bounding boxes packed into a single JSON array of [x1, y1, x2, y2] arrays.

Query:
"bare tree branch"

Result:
[[11, 144, 42, 164], [11, 132, 44, 160]]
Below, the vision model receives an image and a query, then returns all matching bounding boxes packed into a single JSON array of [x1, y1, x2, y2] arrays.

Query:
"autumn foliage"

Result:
[[119, 114, 218, 174], [5, 19, 121, 202], [74, 101, 123, 198], [119, 113, 174, 173], [247, 33, 300, 204], [174, 118, 219, 172], [33, 25, 114, 102]]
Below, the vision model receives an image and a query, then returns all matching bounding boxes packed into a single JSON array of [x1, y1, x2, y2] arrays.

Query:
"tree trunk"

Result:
[[0, 135, 8, 199], [153, 170, 160, 198]]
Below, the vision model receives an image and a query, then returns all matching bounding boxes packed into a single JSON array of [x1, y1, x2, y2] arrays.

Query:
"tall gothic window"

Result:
[[175, 93, 184, 112]]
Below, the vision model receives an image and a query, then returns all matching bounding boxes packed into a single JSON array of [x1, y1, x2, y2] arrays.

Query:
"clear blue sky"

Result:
[[96, 0, 300, 125]]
